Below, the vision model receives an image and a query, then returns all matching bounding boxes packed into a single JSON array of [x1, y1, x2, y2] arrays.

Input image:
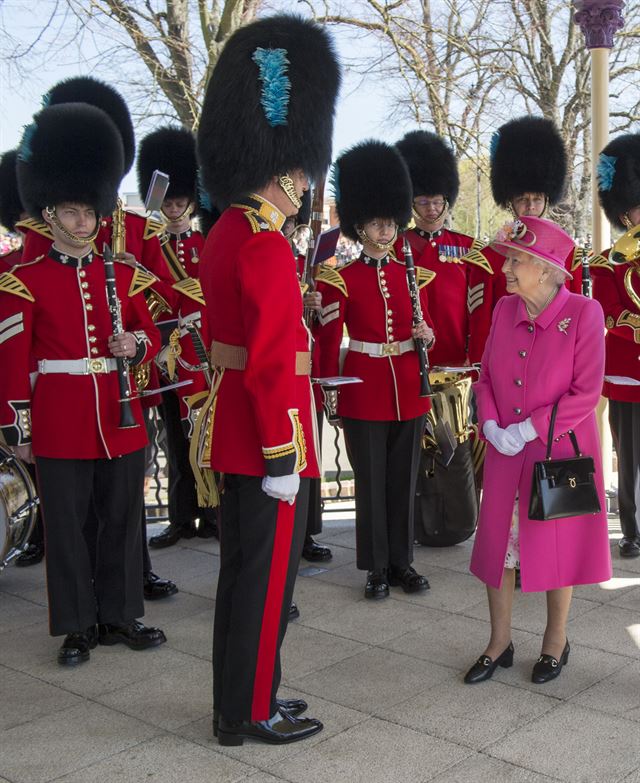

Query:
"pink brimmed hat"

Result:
[[492, 216, 575, 278]]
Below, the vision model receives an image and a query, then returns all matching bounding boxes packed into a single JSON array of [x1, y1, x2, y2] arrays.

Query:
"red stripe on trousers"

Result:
[[251, 499, 296, 721]]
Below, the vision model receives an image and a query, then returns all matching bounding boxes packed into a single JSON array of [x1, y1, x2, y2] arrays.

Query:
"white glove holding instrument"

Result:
[[505, 418, 538, 450], [262, 474, 300, 505], [483, 420, 524, 456]]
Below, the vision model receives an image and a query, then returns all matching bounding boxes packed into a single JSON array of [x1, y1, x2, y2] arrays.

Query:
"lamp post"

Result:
[[574, 0, 625, 498], [574, 0, 625, 254]]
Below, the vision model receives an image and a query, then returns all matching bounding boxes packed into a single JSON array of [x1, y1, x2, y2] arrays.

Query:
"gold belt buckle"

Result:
[[381, 342, 399, 356], [88, 357, 108, 374]]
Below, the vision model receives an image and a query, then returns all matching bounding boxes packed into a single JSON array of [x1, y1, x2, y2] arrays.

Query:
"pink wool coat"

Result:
[[470, 286, 612, 592]]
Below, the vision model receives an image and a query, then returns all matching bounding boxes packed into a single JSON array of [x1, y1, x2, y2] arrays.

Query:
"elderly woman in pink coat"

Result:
[[464, 216, 612, 685]]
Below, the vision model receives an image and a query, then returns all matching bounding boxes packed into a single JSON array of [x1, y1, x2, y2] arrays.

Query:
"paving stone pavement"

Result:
[[1, 515, 639, 783]]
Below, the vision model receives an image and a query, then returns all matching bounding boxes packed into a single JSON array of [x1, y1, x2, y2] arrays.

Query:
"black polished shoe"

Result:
[[148, 522, 196, 549], [58, 627, 97, 666], [464, 642, 514, 684], [387, 565, 430, 593], [98, 620, 167, 650], [213, 697, 308, 737], [301, 536, 332, 562], [365, 570, 389, 600], [197, 518, 219, 539], [143, 571, 179, 601], [532, 640, 570, 684], [618, 537, 640, 558], [288, 602, 300, 621], [15, 542, 45, 567], [218, 708, 322, 746]]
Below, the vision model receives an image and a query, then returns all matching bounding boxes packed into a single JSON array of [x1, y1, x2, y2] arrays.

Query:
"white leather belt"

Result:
[[37, 358, 118, 375], [348, 338, 415, 357]]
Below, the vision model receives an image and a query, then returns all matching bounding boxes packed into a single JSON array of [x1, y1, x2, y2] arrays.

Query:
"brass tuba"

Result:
[[610, 224, 640, 311]]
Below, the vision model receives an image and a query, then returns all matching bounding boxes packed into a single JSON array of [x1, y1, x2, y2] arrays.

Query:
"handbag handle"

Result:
[[545, 403, 581, 460]]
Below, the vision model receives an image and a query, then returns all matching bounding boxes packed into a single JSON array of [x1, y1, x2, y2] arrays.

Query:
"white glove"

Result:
[[505, 418, 537, 447], [262, 473, 300, 505], [483, 420, 524, 456]]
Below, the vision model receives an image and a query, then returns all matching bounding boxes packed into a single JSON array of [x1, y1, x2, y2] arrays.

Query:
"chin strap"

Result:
[[161, 202, 194, 225], [278, 174, 303, 210], [45, 206, 100, 246], [356, 225, 398, 252]]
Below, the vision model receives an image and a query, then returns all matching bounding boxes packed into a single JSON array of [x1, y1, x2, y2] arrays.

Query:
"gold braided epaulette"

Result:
[[589, 254, 614, 272], [416, 267, 436, 289], [315, 263, 348, 297], [14, 218, 53, 240], [462, 247, 493, 274], [143, 217, 166, 241], [571, 246, 585, 272], [128, 266, 159, 297], [173, 277, 205, 305], [0, 271, 35, 302]]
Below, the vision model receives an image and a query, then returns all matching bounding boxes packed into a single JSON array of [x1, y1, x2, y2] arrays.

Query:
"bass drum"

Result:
[[414, 369, 479, 547], [0, 445, 39, 570]]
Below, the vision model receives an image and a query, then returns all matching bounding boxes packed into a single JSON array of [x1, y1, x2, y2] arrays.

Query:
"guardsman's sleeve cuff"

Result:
[[262, 409, 307, 477], [1, 401, 32, 446], [131, 330, 152, 364]]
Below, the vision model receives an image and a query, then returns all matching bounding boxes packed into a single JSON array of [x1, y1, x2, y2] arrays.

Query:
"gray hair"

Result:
[[530, 256, 567, 287]]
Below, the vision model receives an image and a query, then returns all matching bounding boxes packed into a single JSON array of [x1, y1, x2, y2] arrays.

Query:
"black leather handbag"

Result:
[[528, 404, 601, 521]]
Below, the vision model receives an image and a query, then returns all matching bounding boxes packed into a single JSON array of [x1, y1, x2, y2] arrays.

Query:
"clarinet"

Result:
[[403, 236, 432, 397], [581, 234, 592, 298], [102, 244, 138, 429]]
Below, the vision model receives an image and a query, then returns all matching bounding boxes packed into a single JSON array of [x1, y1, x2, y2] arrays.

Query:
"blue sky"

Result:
[[0, 3, 414, 195]]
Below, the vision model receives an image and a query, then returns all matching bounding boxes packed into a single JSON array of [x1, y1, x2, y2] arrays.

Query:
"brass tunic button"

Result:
[[86, 304, 93, 311], [89, 336, 97, 343], [90, 347, 99, 355], [79, 270, 86, 278], [81, 282, 89, 289], [88, 324, 96, 332], [83, 292, 91, 300]]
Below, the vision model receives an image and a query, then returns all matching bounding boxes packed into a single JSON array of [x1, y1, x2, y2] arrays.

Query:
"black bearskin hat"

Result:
[[137, 126, 198, 203], [598, 134, 640, 230], [0, 150, 23, 231], [490, 116, 566, 208], [396, 130, 459, 205], [17, 103, 124, 220], [44, 76, 135, 174], [332, 140, 412, 242], [198, 14, 340, 209]]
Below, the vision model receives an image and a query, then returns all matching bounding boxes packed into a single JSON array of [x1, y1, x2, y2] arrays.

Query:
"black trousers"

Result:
[[305, 412, 324, 537], [213, 475, 309, 722], [158, 389, 199, 529], [25, 463, 44, 547], [343, 416, 425, 572], [36, 449, 146, 636], [610, 400, 640, 540]]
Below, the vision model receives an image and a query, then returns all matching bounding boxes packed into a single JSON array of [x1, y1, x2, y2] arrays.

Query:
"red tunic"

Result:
[[199, 197, 320, 478], [0, 247, 22, 271], [0, 249, 160, 458], [467, 243, 582, 365], [315, 253, 434, 421], [591, 250, 640, 402], [397, 227, 480, 366]]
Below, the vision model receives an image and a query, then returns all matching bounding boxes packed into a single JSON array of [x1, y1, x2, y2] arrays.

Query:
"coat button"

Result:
[[519, 350, 527, 358], [527, 324, 534, 333], [514, 379, 522, 386], [514, 407, 521, 414]]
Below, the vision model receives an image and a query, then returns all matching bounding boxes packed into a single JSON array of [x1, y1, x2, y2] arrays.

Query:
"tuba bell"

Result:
[[610, 224, 640, 311]]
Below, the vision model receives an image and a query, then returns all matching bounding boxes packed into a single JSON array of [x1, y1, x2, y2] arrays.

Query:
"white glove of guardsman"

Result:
[[483, 420, 523, 457], [262, 474, 300, 505]]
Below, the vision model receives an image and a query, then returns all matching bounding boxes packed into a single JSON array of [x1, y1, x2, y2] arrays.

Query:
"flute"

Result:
[[103, 244, 138, 429], [403, 236, 432, 397]]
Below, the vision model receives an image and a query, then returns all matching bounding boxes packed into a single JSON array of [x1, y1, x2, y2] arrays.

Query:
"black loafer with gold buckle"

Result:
[[464, 642, 514, 684], [531, 640, 570, 684]]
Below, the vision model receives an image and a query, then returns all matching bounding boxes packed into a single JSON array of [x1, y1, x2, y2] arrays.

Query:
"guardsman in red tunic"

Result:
[[194, 15, 340, 746], [1, 103, 165, 665], [136, 126, 217, 547], [16, 77, 179, 600], [316, 140, 434, 599], [467, 117, 581, 365], [395, 130, 486, 366], [593, 134, 640, 559]]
